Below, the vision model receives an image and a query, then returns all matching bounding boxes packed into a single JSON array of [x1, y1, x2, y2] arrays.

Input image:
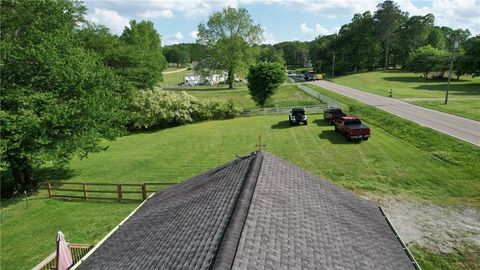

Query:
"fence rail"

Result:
[[47, 182, 177, 202], [239, 104, 328, 117], [32, 243, 93, 270]]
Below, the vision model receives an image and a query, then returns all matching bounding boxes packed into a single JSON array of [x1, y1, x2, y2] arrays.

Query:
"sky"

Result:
[[84, 0, 480, 45]]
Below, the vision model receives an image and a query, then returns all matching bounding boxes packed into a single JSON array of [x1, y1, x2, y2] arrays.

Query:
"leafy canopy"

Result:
[[407, 45, 448, 78], [0, 0, 129, 190], [247, 62, 286, 108], [197, 7, 263, 88]]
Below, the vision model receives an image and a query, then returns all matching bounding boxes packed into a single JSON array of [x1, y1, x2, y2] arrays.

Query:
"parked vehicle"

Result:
[[304, 71, 316, 81], [334, 116, 370, 141], [315, 74, 323, 80], [324, 108, 346, 124], [289, 108, 308, 125]]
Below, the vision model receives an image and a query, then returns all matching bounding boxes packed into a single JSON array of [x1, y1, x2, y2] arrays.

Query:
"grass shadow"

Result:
[[382, 76, 428, 83], [319, 130, 356, 144], [313, 119, 331, 127], [414, 84, 480, 96], [271, 120, 292, 129], [1, 167, 77, 202]]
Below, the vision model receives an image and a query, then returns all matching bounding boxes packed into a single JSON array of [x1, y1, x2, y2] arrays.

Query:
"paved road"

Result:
[[162, 68, 188, 74], [310, 80, 480, 146]]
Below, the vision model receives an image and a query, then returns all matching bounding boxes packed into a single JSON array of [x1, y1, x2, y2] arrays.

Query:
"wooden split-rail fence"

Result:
[[47, 182, 178, 202]]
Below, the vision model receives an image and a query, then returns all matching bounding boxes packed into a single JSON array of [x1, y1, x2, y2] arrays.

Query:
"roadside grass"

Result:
[[184, 84, 321, 109], [307, 83, 479, 206], [331, 70, 480, 98], [410, 99, 480, 121], [2, 83, 479, 269], [331, 71, 480, 121]]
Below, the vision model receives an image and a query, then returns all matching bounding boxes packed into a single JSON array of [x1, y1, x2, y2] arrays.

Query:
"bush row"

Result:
[[129, 88, 239, 129]]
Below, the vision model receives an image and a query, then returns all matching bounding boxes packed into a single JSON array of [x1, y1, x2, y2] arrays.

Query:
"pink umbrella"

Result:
[[56, 231, 73, 270]]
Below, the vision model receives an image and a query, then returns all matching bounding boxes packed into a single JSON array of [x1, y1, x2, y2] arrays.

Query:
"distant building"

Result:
[[184, 73, 227, 86], [73, 151, 419, 270]]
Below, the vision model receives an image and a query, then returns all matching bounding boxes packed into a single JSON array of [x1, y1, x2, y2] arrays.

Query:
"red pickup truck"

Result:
[[323, 108, 347, 124], [334, 116, 370, 141]]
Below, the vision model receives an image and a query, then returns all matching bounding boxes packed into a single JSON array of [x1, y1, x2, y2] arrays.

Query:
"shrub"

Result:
[[129, 88, 239, 129]]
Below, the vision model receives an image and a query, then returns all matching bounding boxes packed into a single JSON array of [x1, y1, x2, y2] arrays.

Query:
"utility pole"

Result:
[[332, 51, 335, 79], [445, 37, 457, 105], [331, 33, 337, 79]]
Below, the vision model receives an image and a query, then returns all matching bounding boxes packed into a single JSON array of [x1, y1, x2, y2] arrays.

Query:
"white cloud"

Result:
[[86, 8, 130, 34], [84, 0, 480, 40], [190, 31, 199, 39], [174, 31, 184, 40], [137, 10, 174, 18], [300, 22, 335, 36], [268, 0, 378, 18], [262, 26, 276, 44], [300, 22, 313, 34], [164, 31, 185, 45]]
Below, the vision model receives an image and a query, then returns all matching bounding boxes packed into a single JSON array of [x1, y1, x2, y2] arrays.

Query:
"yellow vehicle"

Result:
[[315, 74, 323, 80]]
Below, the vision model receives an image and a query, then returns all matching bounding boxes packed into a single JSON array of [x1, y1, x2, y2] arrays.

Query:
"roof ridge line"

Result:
[[209, 151, 264, 270]]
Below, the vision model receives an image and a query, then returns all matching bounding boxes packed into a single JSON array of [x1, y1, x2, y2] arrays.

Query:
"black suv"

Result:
[[289, 108, 308, 125]]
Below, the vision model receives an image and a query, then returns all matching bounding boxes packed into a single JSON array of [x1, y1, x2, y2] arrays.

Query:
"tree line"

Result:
[[166, 1, 479, 79], [276, 1, 479, 78]]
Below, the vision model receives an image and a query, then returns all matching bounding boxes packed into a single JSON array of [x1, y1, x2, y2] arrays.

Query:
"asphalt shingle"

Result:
[[77, 154, 255, 270], [76, 151, 417, 270], [232, 152, 416, 270]]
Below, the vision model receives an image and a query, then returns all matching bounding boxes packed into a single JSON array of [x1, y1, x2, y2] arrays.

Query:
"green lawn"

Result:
[[2, 84, 479, 269], [185, 84, 321, 109], [161, 69, 192, 84], [331, 71, 480, 121], [410, 99, 480, 121]]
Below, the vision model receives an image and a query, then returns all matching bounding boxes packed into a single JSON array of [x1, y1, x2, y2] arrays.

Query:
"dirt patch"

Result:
[[364, 195, 480, 253]]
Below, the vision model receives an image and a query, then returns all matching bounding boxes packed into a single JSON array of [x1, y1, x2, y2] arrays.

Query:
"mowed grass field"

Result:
[[410, 98, 480, 121], [161, 69, 192, 84], [184, 84, 321, 109], [331, 71, 480, 121], [1, 84, 479, 269]]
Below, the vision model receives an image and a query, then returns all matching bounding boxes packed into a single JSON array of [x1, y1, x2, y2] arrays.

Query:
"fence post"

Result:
[[47, 182, 52, 198], [117, 185, 122, 202], [142, 184, 147, 200], [82, 183, 87, 200]]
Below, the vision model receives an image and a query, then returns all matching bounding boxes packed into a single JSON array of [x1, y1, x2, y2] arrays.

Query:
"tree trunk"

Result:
[[23, 165, 36, 190], [384, 41, 389, 70], [12, 166, 23, 194], [10, 161, 36, 194], [227, 67, 234, 89]]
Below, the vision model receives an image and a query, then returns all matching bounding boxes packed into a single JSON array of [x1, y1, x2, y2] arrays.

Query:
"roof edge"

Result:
[[70, 192, 156, 270], [378, 206, 422, 270], [210, 151, 264, 270]]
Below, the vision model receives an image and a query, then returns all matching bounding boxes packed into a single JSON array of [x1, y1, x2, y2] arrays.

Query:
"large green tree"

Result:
[[0, 0, 129, 193], [335, 12, 381, 73], [111, 20, 167, 89], [374, 0, 408, 69], [197, 7, 263, 89], [407, 45, 449, 78], [397, 14, 435, 67], [247, 62, 286, 108], [257, 45, 286, 65], [462, 36, 480, 76]]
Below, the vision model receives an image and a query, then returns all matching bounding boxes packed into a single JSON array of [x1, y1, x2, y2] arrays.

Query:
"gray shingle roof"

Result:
[[76, 151, 418, 270]]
